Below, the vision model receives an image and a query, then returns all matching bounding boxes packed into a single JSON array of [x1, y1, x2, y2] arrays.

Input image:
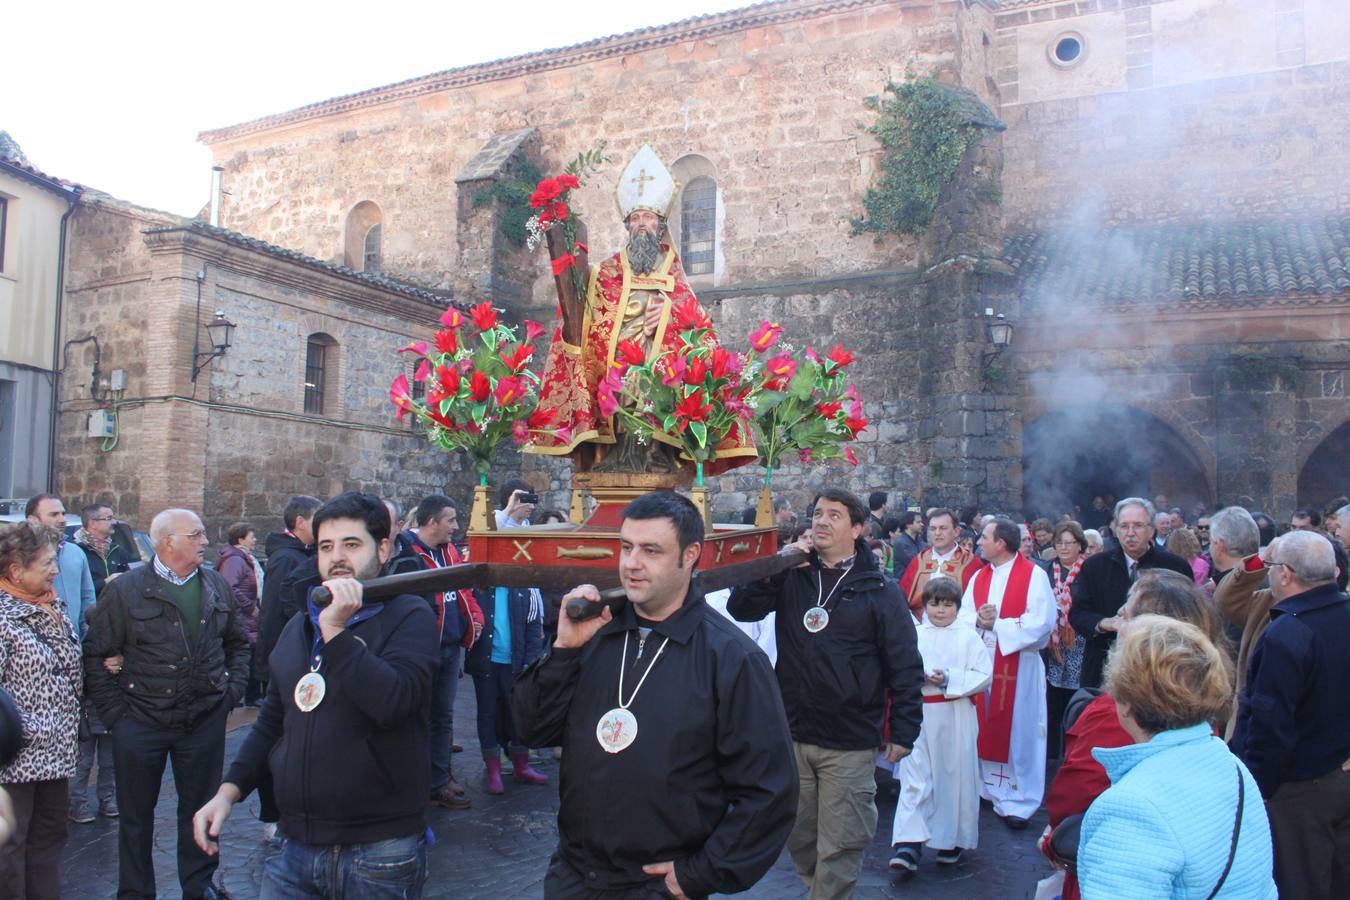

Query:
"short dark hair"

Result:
[[498, 478, 532, 510], [312, 491, 391, 545], [773, 496, 791, 513], [534, 508, 568, 525], [1292, 507, 1322, 527], [226, 522, 254, 545], [959, 505, 980, 527], [928, 507, 957, 528], [80, 503, 112, 527], [24, 494, 59, 518], [283, 495, 323, 531], [810, 487, 868, 527], [1030, 517, 1053, 535], [415, 494, 456, 527], [1251, 512, 1277, 547], [882, 516, 901, 535], [989, 517, 1021, 556], [899, 510, 921, 530], [740, 506, 758, 525], [868, 491, 888, 512], [922, 575, 963, 608], [622, 491, 704, 564]]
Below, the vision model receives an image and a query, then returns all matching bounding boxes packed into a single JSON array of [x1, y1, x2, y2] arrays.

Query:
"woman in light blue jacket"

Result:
[[1078, 615, 1276, 899]]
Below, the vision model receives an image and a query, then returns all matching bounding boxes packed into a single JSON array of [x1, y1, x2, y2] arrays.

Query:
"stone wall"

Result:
[[997, 0, 1350, 228], [57, 199, 479, 540], [202, 0, 997, 297]]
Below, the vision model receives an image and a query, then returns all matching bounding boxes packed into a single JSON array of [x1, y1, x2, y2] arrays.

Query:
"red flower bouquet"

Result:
[[390, 301, 558, 477]]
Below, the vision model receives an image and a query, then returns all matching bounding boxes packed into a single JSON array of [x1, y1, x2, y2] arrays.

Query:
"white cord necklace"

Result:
[[596, 630, 671, 753]]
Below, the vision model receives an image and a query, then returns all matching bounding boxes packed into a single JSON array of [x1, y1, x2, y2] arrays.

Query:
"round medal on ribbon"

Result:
[[596, 707, 638, 754], [294, 671, 326, 712], [803, 606, 830, 633]]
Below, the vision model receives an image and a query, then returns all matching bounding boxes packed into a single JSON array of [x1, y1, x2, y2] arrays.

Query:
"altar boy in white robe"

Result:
[[956, 517, 1057, 827], [888, 577, 992, 872]]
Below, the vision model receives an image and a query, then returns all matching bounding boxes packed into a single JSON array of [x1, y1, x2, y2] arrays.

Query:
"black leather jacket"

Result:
[[83, 563, 251, 730]]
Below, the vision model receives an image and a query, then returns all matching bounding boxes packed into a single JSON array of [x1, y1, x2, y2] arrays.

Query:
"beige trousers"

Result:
[[787, 742, 879, 900]]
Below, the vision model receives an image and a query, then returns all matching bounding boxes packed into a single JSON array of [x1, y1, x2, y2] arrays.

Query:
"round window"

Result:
[[1049, 32, 1086, 68]]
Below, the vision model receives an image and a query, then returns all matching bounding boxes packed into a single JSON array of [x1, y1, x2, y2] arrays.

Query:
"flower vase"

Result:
[[689, 462, 712, 533], [754, 468, 775, 529], [469, 473, 495, 533]]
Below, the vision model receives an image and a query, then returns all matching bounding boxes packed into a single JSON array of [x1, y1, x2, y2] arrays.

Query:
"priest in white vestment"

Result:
[[956, 518, 1057, 824], [889, 577, 992, 867]]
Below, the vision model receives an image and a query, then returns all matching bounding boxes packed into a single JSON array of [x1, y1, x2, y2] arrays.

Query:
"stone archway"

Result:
[[1297, 419, 1350, 509], [1022, 404, 1211, 519]]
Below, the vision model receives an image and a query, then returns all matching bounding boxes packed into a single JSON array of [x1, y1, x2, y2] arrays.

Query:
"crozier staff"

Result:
[[513, 491, 796, 899]]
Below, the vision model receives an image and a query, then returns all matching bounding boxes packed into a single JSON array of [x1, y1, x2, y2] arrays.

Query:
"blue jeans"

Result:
[[261, 832, 427, 899], [429, 643, 462, 791]]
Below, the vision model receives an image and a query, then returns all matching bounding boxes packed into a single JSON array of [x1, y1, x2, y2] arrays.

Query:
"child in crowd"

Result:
[[889, 576, 992, 872]]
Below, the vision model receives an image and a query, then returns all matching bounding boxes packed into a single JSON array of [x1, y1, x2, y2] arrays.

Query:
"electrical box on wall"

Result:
[[87, 410, 115, 438], [109, 369, 126, 391]]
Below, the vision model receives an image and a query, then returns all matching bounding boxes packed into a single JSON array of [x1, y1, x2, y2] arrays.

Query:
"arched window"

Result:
[[343, 201, 382, 271], [304, 333, 339, 415], [680, 177, 716, 276], [363, 224, 382, 273], [670, 155, 720, 280]]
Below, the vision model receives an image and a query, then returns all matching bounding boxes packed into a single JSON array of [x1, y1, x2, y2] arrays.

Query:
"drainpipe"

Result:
[[209, 166, 223, 227], [46, 187, 83, 490]]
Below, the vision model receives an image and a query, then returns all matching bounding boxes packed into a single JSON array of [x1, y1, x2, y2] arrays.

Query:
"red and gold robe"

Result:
[[899, 546, 982, 618], [525, 244, 756, 474]]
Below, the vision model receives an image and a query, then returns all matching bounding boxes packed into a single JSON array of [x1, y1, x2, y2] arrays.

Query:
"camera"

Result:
[[518, 491, 539, 505]]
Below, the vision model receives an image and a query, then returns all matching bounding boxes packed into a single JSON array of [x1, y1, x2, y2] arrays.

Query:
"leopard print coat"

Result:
[[0, 589, 82, 783]]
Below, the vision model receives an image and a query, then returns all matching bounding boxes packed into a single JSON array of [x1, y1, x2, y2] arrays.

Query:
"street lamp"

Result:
[[981, 308, 1015, 387], [193, 309, 236, 382]]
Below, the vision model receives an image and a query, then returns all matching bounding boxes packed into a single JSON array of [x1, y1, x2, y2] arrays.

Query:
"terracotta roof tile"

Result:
[[1004, 216, 1350, 306]]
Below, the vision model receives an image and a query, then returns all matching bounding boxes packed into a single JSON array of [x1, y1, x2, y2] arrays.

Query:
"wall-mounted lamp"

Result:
[[192, 310, 237, 382], [980, 308, 1015, 387]]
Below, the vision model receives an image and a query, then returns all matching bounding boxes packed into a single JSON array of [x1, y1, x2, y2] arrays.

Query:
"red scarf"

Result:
[[974, 555, 1034, 764], [1049, 556, 1085, 663]]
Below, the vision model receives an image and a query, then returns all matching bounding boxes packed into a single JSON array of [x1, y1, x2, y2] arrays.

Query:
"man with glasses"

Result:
[[1231, 530, 1350, 900], [1069, 497, 1192, 688], [74, 503, 131, 596], [83, 508, 250, 900], [1194, 514, 1211, 553]]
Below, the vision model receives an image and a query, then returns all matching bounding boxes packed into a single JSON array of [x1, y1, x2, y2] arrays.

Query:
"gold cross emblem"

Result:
[[511, 540, 533, 562], [992, 669, 1017, 712], [631, 168, 656, 196]]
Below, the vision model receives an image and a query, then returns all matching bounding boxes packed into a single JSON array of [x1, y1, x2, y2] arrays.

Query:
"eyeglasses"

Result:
[[89, 516, 115, 522], [1053, 539, 1081, 548], [171, 530, 208, 540]]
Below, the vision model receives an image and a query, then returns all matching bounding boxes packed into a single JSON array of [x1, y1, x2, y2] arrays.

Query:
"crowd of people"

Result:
[[0, 484, 1346, 898]]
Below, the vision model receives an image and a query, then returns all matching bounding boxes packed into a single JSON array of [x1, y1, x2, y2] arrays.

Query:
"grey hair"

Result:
[[1115, 497, 1156, 523], [1208, 507, 1259, 557], [149, 508, 197, 546], [1337, 504, 1350, 522], [1084, 528, 1102, 545], [1274, 530, 1337, 584]]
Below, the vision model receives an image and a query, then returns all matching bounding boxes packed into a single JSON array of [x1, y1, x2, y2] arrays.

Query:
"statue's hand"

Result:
[[643, 297, 666, 337]]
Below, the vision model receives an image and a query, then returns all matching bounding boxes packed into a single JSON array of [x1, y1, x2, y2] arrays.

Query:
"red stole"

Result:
[[973, 555, 1033, 764]]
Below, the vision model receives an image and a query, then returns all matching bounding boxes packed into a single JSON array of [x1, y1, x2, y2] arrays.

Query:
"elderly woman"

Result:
[[1041, 570, 1232, 900], [0, 522, 83, 897], [1166, 527, 1210, 586], [1077, 615, 1276, 898], [1045, 522, 1089, 761], [1083, 529, 1103, 556]]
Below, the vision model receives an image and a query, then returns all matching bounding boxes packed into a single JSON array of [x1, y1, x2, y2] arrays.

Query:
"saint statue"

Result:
[[526, 145, 756, 476]]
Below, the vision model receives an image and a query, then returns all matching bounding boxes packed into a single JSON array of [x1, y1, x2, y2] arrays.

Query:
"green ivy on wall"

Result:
[[851, 77, 988, 238], [472, 156, 544, 248]]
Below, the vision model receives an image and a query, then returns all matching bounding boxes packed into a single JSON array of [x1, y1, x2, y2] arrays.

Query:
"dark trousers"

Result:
[[0, 779, 69, 900], [429, 643, 463, 790], [543, 852, 682, 899], [1046, 684, 1077, 761], [111, 702, 227, 899], [472, 662, 521, 753], [1266, 766, 1350, 900]]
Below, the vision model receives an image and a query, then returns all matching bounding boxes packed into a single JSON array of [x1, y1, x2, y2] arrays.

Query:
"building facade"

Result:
[[177, 0, 1349, 518]]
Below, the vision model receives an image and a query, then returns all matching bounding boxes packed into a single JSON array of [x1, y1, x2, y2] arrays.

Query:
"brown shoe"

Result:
[[429, 785, 471, 810], [446, 777, 467, 798]]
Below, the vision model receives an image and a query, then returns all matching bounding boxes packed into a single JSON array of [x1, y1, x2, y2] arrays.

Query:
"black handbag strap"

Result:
[[1205, 763, 1244, 900]]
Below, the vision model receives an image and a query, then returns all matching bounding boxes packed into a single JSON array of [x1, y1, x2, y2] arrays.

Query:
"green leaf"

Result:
[[690, 421, 708, 448], [663, 414, 677, 432], [471, 402, 487, 424]]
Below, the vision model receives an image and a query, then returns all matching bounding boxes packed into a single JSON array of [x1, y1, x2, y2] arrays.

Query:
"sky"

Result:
[[3, 0, 745, 216]]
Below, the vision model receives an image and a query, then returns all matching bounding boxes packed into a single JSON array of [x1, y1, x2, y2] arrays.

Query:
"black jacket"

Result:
[[466, 586, 544, 676], [76, 539, 130, 597], [256, 532, 315, 681], [386, 531, 470, 645], [225, 593, 439, 845], [513, 588, 796, 897], [1069, 543, 1193, 688], [83, 563, 251, 730], [728, 537, 924, 751], [1230, 582, 1350, 797]]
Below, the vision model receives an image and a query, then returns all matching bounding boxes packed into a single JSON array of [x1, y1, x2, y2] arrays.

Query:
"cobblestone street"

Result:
[[62, 684, 1055, 899]]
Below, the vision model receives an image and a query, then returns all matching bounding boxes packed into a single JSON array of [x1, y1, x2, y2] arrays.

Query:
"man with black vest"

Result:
[[730, 487, 924, 900], [193, 491, 439, 897]]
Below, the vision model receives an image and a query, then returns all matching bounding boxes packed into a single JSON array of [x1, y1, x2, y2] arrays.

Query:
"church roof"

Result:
[[199, 0, 930, 143], [143, 220, 463, 309], [1004, 215, 1350, 307]]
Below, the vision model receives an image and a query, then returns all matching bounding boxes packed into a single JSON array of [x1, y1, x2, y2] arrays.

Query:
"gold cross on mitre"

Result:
[[616, 144, 678, 221]]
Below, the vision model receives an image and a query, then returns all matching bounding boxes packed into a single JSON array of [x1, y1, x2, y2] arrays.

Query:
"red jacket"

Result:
[[408, 540, 483, 649]]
